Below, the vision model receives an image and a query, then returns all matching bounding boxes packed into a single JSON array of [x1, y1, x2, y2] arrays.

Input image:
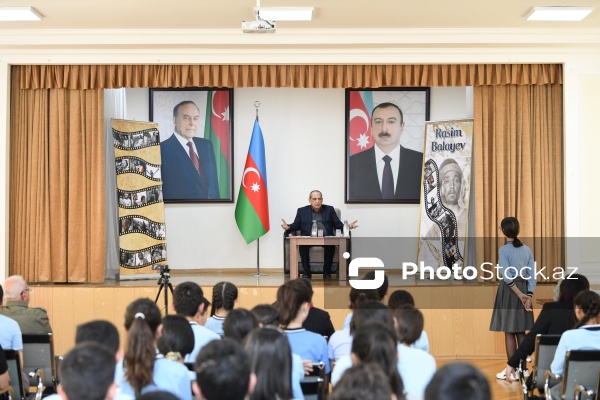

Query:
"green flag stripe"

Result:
[[208, 134, 230, 198], [235, 189, 267, 244]]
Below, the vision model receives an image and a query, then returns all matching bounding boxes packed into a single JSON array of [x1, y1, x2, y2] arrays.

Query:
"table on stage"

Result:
[[287, 236, 349, 280]]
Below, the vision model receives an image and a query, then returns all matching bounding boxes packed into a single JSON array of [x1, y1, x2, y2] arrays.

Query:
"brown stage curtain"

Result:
[[10, 67, 105, 282], [20, 64, 562, 90], [473, 84, 564, 282]]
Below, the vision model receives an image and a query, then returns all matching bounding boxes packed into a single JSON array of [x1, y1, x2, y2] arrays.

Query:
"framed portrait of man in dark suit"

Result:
[[345, 87, 430, 204], [150, 88, 234, 203]]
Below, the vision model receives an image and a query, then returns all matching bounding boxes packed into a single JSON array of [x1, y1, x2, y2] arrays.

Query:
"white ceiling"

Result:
[[0, 0, 598, 31]]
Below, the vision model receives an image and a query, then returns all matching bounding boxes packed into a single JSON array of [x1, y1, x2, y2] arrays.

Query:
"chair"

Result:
[[572, 368, 599, 400], [21, 334, 57, 394], [544, 350, 600, 400], [4, 349, 25, 400], [283, 208, 351, 278], [300, 361, 326, 400], [518, 334, 561, 399]]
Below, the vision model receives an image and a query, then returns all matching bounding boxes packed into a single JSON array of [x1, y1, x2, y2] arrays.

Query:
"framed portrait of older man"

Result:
[[345, 87, 430, 204], [150, 88, 234, 203]]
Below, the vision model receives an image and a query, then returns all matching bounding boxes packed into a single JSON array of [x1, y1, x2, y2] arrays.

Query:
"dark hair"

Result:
[[195, 340, 250, 400], [349, 287, 379, 311], [277, 280, 312, 327], [351, 323, 404, 400], [75, 320, 120, 355], [172, 100, 199, 118], [309, 190, 322, 199], [332, 363, 393, 400], [372, 102, 404, 125], [388, 290, 415, 309], [425, 362, 491, 400], [123, 298, 162, 395], [137, 391, 180, 400], [0, 283, 3, 303], [173, 281, 205, 318], [211, 281, 238, 317], [350, 301, 393, 335], [251, 304, 280, 327], [59, 343, 116, 400], [200, 297, 211, 317], [574, 290, 600, 328], [223, 308, 259, 344], [393, 306, 424, 345], [557, 274, 590, 327], [243, 328, 293, 400], [501, 217, 523, 247], [363, 271, 389, 301], [298, 277, 314, 297], [157, 314, 194, 361]]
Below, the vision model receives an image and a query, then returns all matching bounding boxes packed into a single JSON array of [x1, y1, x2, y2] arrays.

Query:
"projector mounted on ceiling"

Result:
[[242, 17, 276, 34], [242, 0, 276, 33]]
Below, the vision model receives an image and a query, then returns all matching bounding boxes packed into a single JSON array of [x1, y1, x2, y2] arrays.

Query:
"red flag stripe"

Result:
[[241, 155, 270, 230]]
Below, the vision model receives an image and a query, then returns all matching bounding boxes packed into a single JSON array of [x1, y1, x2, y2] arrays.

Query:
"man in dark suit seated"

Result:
[[281, 190, 358, 279], [160, 100, 220, 200], [348, 102, 423, 201]]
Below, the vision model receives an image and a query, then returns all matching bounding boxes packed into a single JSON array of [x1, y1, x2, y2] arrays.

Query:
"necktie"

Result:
[[382, 155, 394, 199], [187, 142, 205, 184]]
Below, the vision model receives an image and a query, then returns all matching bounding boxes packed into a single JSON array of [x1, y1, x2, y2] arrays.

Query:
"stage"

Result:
[[25, 269, 557, 359]]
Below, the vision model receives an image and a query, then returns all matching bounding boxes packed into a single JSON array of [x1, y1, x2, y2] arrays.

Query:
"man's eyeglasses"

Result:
[[21, 288, 32, 295]]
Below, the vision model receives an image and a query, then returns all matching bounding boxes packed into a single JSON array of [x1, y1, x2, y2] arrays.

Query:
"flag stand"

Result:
[[248, 101, 268, 277]]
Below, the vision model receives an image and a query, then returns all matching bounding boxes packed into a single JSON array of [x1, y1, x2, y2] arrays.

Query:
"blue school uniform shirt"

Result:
[[284, 328, 330, 374], [184, 321, 220, 363], [204, 315, 226, 337], [498, 242, 537, 295], [550, 324, 600, 375]]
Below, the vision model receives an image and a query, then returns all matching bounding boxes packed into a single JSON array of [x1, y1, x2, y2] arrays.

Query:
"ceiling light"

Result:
[[526, 6, 593, 21], [0, 6, 42, 21], [256, 7, 314, 21]]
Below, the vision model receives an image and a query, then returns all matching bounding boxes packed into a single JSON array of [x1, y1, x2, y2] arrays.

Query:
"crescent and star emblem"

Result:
[[242, 167, 262, 193]]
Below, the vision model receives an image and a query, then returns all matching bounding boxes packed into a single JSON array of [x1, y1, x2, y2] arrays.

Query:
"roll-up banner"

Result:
[[417, 119, 473, 273], [113, 119, 167, 277]]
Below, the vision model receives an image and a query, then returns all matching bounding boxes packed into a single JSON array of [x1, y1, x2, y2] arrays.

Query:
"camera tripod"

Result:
[[155, 265, 174, 314]]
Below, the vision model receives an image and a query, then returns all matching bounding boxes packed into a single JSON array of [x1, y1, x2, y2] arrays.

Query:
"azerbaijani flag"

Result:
[[348, 91, 374, 155], [204, 90, 231, 198], [235, 119, 270, 244]]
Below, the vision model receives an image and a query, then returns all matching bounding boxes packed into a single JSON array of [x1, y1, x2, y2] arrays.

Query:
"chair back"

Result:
[[4, 349, 25, 400], [22, 333, 56, 390], [561, 350, 600, 400], [532, 334, 561, 390], [300, 361, 326, 400]]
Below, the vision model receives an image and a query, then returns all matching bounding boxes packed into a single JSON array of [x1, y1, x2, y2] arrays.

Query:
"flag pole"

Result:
[[249, 101, 268, 277]]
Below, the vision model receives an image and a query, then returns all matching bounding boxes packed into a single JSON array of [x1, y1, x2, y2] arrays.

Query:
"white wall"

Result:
[[125, 87, 468, 269]]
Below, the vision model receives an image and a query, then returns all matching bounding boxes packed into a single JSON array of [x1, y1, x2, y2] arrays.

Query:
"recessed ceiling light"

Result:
[[526, 6, 593, 21], [0, 6, 42, 21], [256, 7, 314, 21]]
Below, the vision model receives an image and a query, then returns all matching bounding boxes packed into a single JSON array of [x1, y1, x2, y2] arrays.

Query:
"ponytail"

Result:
[[500, 217, 523, 247], [123, 298, 162, 395]]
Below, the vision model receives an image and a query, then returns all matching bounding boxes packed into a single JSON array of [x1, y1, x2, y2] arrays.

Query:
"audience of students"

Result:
[[547, 290, 600, 399], [328, 287, 380, 362], [172, 281, 220, 363], [425, 362, 491, 400], [388, 289, 430, 352], [277, 279, 330, 375], [193, 339, 254, 400], [243, 327, 296, 400], [114, 298, 191, 400], [299, 278, 335, 339], [157, 314, 194, 363], [205, 281, 238, 337]]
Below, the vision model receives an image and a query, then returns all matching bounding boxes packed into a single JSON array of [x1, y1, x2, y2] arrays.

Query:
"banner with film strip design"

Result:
[[417, 119, 473, 273], [113, 119, 167, 276]]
